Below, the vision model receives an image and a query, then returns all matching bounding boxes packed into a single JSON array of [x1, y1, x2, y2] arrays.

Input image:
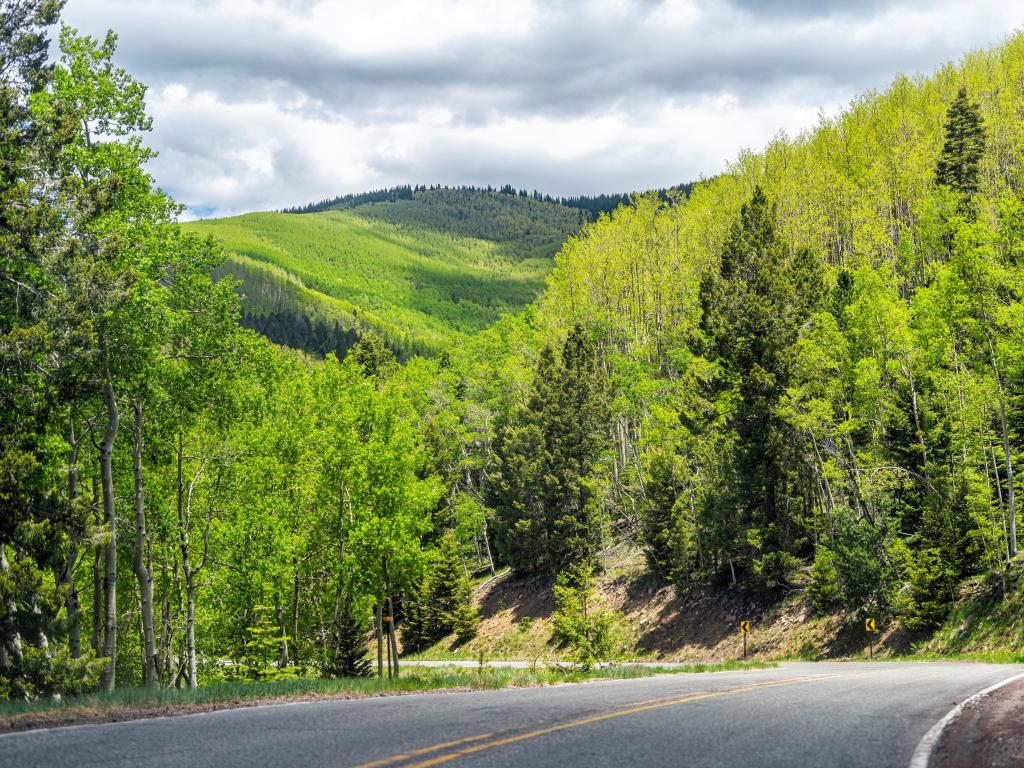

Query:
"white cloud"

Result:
[[58, 0, 1024, 218]]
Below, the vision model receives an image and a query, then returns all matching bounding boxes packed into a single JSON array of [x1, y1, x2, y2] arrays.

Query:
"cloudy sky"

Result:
[[59, 0, 1024, 219]]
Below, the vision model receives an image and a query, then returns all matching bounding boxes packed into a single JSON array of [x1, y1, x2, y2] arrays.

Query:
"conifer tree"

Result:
[[935, 87, 986, 198], [323, 590, 371, 678], [700, 187, 822, 575], [491, 324, 610, 575]]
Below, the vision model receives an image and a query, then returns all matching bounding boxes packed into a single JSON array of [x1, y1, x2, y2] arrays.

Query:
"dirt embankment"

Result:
[[460, 562, 913, 662]]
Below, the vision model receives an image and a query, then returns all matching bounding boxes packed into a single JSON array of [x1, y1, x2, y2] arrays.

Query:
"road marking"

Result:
[[908, 671, 1024, 768], [377, 675, 839, 768], [348, 690, 713, 768], [351, 732, 497, 768]]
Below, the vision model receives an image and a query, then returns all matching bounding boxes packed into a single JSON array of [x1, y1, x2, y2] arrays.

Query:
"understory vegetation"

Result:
[[4, 2, 1024, 706]]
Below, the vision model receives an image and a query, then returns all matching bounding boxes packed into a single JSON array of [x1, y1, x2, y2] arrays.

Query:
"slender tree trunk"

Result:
[[184, 572, 197, 689], [99, 368, 119, 694], [291, 570, 300, 664], [998, 398, 1017, 557], [276, 602, 289, 668], [92, 477, 103, 655], [64, 417, 82, 658], [990, 441, 1010, 564], [160, 561, 172, 685], [482, 520, 496, 577], [375, 601, 384, 678], [132, 400, 158, 687], [383, 559, 399, 678]]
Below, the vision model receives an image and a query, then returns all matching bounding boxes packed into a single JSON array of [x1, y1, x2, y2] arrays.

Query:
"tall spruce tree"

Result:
[[935, 87, 986, 198], [700, 187, 823, 577], [491, 324, 610, 576]]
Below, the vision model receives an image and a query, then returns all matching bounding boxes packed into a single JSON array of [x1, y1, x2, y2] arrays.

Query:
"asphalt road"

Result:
[[2, 662, 1021, 768]]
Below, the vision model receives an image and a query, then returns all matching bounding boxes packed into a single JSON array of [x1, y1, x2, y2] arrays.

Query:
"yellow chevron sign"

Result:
[[865, 617, 876, 633], [740, 621, 750, 633]]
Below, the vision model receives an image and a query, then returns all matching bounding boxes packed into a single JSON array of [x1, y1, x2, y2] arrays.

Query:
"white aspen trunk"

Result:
[[990, 441, 1010, 564], [99, 369, 119, 694], [383, 559, 399, 678], [92, 477, 103, 655], [184, 572, 197, 690], [132, 400, 158, 687], [375, 601, 384, 677], [482, 520, 496, 577], [64, 417, 81, 658], [998, 397, 1017, 557]]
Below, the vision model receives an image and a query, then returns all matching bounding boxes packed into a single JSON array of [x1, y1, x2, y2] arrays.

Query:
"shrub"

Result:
[[551, 561, 622, 671]]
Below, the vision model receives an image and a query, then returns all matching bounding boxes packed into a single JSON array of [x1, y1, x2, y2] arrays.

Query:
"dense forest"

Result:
[[282, 182, 697, 223], [3, 1, 1024, 702]]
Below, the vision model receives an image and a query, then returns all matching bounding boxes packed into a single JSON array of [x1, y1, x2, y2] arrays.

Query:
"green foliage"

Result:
[[935, 87, 986, 198], [235, 606, 297, 682], [899, 548, 959, 631], [808, 546, 841, 613], [0, 646, 106, 701], [551, 561, 622, 671], [491, 324, 611, 576], [349, 187, 587, 261], [401, 531, 479, 652], [322, 591, 372, 679], [185, 192, 570, 359]]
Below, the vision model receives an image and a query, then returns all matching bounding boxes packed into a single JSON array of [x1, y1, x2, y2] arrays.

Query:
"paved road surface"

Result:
[[2, 662, 1020, 768]]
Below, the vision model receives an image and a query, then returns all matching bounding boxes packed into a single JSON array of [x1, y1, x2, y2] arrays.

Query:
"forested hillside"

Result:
[[184, 209, 554, 358], [186, 190, 585, 358], [4, 1, 1024, 706], [284, 182, 697, 224]]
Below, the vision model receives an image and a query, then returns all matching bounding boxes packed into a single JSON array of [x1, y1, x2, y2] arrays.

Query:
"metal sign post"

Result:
[[740, 620, 750, 660]]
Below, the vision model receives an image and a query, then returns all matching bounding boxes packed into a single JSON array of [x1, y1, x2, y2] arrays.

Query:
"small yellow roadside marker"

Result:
[[865, 617, 876, 633], [740, 620, 750, 633]]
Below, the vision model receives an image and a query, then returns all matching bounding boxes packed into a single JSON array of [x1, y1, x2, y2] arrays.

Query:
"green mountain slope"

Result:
[[185, 190, 585, 358]]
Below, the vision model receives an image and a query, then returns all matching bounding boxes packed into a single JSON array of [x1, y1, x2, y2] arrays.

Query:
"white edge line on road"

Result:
[[908, 671, 1024, 768]]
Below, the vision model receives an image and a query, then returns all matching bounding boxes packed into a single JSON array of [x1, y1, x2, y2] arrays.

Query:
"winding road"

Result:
[[2, 661, 1020, 768]]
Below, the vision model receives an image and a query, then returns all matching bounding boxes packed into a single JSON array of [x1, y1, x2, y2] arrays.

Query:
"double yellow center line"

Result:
[[350, 674, 839, 768]]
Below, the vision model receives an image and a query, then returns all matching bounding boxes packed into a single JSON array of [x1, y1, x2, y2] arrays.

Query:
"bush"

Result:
[[752, 550, 801, 588], [808, 546, 841, 613], [899, 547, 956, 631], [551, 561, 622, 671], [0, 646, 106, 701]]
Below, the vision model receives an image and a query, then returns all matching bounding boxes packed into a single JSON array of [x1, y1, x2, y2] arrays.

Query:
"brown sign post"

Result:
[[740, 620, 750, 659], [865, 617, 877, 658]]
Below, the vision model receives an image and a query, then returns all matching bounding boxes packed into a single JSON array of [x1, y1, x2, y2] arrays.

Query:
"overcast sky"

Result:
[[59, 0, 1024, 219]]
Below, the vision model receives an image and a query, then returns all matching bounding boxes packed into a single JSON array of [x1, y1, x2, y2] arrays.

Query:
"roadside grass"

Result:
[[0, 661, 777, 731]]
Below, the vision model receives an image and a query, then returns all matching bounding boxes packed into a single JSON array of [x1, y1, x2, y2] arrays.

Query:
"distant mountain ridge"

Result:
[[282, 182, 696, 222]]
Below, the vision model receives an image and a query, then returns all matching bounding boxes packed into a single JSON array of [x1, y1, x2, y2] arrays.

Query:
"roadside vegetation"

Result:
[[0, 661, 773, 732], [4, 0, 1024, 713]]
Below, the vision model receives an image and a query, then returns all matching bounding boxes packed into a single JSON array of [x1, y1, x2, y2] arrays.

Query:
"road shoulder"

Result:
[[928, 675, 1024, 768]]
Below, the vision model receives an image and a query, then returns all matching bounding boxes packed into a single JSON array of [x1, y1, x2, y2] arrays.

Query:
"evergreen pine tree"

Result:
[[935, 87, 986, 198], [491, 324, 610, 575], [323, 591, 372, 678], [348, 331, 396, 377], [700, 187, 821, 571], [431, 531, 479, 643]]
